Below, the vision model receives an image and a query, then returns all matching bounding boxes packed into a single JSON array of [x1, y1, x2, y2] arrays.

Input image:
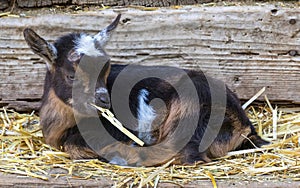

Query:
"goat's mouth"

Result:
[[88, 103, 108, 117], [94, 93, 111, 109], [85, 97, 110, 110], [89, 103, 104, 111], [72, 99, 110, 117], [95, 102, 111, 110], [88, 103, 110, 112]]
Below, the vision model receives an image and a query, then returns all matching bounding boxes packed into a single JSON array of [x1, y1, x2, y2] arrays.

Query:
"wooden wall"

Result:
[[0, 0, 214, 9], [0, 6, 299, 111]]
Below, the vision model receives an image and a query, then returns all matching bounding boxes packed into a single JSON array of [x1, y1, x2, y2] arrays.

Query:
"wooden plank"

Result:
[[0, 173, 113, 187], [14, 0, 214, 7], [0, 0, 9, 10], [16, 0, 69, 7], [72, 0, 214, 6], [0, 6, 299, 111], [0, 173, 300, 187]]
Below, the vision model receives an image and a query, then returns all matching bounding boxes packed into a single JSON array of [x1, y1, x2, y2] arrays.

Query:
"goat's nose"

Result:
[[97, 94, 110, 104], [95, 87, 110, 108], [95, 93, 110, 109], [95, 88, 110, 108]]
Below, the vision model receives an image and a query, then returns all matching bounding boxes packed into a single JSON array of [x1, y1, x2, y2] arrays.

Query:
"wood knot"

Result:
[[270, 9, 278, 15], [288, 50, 298, 56], [233, 76, 240, 83], [289, 19, 296, 25], [122, 18, 131, 24]]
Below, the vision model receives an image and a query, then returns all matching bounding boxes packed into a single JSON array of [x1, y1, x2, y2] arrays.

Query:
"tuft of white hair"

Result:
[[137, 89, 157, 145], [74, 34, 104, 57], [94, 28, 110, 47]]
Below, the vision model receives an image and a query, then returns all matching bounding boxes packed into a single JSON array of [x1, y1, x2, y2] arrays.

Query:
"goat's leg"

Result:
[[174, 110, 212, 164], [207, 110, 269, 158], [98, 141, 169, 166], [238, 131, 270, 150], [226, 90, 270, 151], [63, 132, 136, 165], [63, 133, 103, 160], [178, 141, 211, 164]]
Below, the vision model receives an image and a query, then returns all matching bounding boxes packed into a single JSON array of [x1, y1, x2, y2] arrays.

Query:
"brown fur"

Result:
[[75, 67, 91, 93], [40, 89, 100, 159], [40, 89, 76, 148], [208, 127, 251, 158], [157, 98, 196, 143], [63, 136, 99, 159]]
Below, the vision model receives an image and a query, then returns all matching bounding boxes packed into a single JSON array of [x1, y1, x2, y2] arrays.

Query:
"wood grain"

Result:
[[0, 6, 299, 111], [0, 0, 9, 10], [72, 0, 214, 6], [16, 0, 69, 8], [0, 173, 300, 187], [14, 0, 214, 8]]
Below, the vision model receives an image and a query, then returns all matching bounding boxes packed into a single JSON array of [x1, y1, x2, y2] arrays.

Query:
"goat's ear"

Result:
[[23, 28, 57, 71], [94, 14, 121, 48]]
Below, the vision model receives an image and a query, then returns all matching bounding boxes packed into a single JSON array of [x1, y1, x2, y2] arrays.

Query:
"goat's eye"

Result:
[[67, 75, 75, 81], [68, 49, 82, 62]]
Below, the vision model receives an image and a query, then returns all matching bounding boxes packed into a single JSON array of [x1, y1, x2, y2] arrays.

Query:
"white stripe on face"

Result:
[[96, 87, 108, 94], [74, 34, 104, 57]]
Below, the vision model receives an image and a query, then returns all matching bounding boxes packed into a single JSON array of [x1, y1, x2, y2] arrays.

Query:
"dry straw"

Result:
[[0, 93, 300, 187]]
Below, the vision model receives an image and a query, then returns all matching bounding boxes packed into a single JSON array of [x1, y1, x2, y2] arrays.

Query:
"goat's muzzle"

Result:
[[94, 87, 111, 109], [95, 93, 111, 109]]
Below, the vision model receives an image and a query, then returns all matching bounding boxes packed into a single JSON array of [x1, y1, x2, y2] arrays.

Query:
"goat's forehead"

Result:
[[74, 34, 104, 57]]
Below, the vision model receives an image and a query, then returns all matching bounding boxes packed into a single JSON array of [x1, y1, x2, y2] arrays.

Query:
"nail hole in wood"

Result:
[[289, 19, 296, 25], [122, 18, 131, 24], [271, 9, 278, 15], [288, 50, 298, 56]]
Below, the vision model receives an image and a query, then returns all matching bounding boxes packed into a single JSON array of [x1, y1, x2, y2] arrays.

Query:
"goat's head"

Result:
[[24, 14, 121, 115]]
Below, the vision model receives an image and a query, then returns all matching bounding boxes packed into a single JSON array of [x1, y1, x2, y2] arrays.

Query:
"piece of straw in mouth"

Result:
[[89, 103, 144, 146]]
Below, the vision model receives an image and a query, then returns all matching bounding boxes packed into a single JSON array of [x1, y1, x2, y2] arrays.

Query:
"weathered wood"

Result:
[[0, 6, 299, 111], [1, 173, 300, 187], [0, 173, 113, 187], [14, 0, 214, 8], [16, 0, 69, 8], [72, 0, 214, 6], [0, 0, 9, 10]]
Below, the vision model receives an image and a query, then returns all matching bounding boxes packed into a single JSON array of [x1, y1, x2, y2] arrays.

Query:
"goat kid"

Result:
[[24, 14, 269, 166]]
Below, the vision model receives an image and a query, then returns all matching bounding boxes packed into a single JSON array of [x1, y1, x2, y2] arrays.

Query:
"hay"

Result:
[[0, 98, 300, 187]]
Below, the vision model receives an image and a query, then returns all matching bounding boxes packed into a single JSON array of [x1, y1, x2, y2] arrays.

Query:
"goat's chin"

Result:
[[72, 103, 99, 118], [73, 110, 98, 119]]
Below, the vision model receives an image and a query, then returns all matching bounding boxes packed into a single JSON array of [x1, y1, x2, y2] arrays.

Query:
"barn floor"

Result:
[[0, 174, 299, 188], [0, 104, 300, 187]]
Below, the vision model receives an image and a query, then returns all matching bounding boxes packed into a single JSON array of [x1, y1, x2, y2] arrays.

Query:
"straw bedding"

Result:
[[0, 98, 299, 187]]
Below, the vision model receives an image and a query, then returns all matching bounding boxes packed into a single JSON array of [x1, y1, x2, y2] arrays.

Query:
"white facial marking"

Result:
[[74, 34, 103, 57], [96, 87, 108, 94], [137, 89, 156, 145]]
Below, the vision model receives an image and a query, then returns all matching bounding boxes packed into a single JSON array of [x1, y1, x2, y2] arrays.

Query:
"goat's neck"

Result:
[[40, 88, 76, 149]]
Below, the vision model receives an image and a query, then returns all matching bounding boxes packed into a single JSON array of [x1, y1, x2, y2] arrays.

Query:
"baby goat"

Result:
[[24, 14, 269, 166]]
